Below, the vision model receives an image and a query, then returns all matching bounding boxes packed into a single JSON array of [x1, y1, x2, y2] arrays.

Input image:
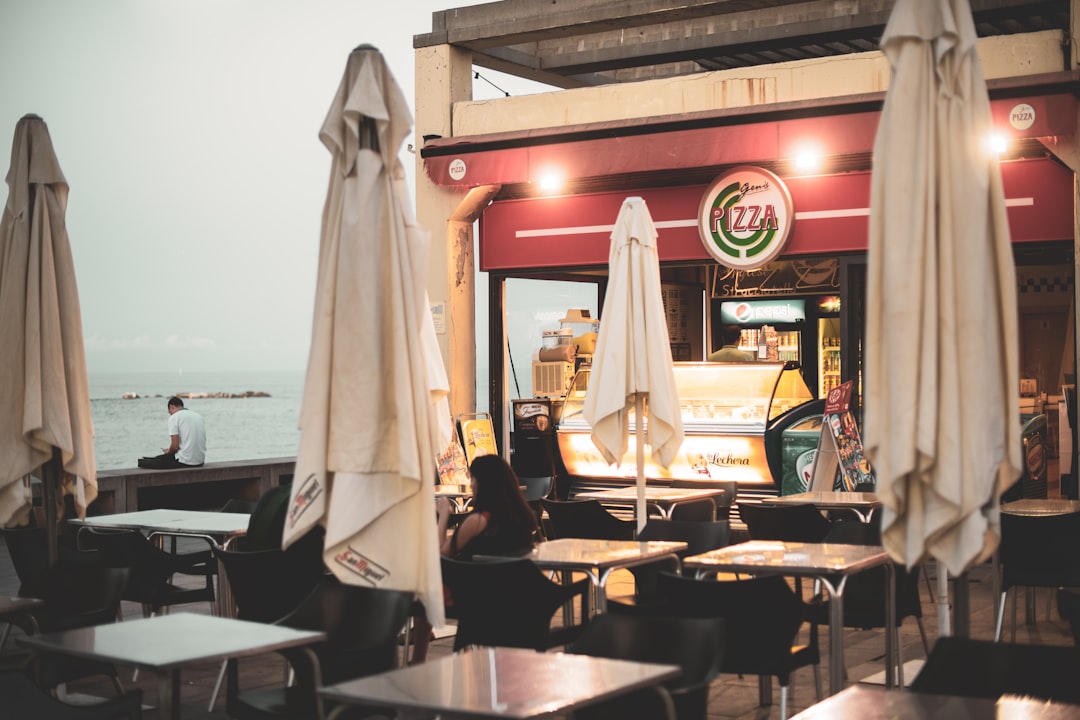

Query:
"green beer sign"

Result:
[[697, 165, 794, 270]]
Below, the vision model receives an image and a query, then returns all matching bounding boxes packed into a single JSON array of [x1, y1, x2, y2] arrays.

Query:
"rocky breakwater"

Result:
[[121, 390, 271, 399]]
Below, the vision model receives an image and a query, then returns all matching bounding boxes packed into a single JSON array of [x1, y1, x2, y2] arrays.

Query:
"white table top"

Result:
[[70, 509, 249, 537], [1001, 498, 1080, 516], [759, 491, 881, 509], [18, 612, 324, 671], [682, 540, 889, 576], [791, 684, 1080, 719], [320, 646, 681, 719], [520, 538, 687, 570], [575, 486, 726, 504]]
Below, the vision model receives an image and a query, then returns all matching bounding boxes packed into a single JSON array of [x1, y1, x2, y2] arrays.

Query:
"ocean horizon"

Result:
[[89, 369, 305, 471]]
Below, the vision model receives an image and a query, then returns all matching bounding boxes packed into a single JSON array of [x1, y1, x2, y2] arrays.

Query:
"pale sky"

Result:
[[0, 0, 549, 375]]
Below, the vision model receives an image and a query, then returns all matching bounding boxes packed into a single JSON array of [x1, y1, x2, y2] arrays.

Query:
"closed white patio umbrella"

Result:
[[0, 114, 97, 561], [583, 196, 683, 533], [282, 46, 449, 627], [865, 0, 1022, 592]]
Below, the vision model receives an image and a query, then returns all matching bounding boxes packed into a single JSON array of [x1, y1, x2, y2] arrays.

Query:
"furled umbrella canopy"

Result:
[[583, 197, 684, 533], [865, 0, 1021, 577], [283, 47, 449, 627], [0, 114, 97, 537]]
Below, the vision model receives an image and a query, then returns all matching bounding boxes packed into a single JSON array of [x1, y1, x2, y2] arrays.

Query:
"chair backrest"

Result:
[[218, 498, 257, 514], [738, 502, 831, 543], [669, 480, 737, 522], [911, 637, 1080, 704], [441, 556, 586, 651], [279, 575, 414, 684], [36, 561, 131, 633], [213, 544, 326, 623], [569, 614, 725, 720], [1058, 589, 1080, 647], [1000, 511, 1080, 590], [520, 476, 553, 502], [821, 517, 921, 626], [0, 670, 143, 719], [622, 520, 731, 606], [2, 526, 49, 596], [637, 519, 730, 556], [655, 571, 814, 681], [541, 499, 635, 540], [244, 484, 292, 550]]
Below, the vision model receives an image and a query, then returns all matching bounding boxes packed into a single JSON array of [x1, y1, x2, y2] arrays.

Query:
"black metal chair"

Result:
[[81, 528, 216, 617], [996, 511, 1080, 642], [610, 519, 730, 608], [669, 480, 737, 522], [818, 517, 930, 683], [655, 571, 822, 720], [541, 498, 635, 540], [912, 636, 1080, 704], [441, 556, 591, 651], [226, 575, 414, 720], [6, 562, 131, 695], [738, 502, 832, 543], [568, 613, 726, 720], [2, 526, 90, 598], [1059, 588, 1080, 647], [240, 484, 293, 551], [0, 669, 142, 719], [206, 542, 327, 711]]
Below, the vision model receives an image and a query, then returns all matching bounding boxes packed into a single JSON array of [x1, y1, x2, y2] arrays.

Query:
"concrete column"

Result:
[[415, 44, 476, 418]]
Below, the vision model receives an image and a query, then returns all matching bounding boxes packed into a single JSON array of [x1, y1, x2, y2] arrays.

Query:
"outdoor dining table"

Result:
[[435, 484, 473, 512], [573, 486, 726, 520], [18, 612, 325, 720], [682, 540, 896, 696], [1001, 498, 1080, 517], [69, 509, 251, 618], [319, 645, 681, 719], [507, 538, 687, 613], [758, 491, 882, 523], [790, 683, 1080, 719]]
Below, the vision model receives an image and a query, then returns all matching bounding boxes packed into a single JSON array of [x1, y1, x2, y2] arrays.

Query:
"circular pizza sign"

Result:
[[697, 166, 794, 270]]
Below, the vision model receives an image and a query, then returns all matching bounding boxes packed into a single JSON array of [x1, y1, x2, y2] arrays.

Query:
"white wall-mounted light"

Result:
[[790, 144, 822, 172], [537, 171, 564, 194], [988, 132, 1008, 155]]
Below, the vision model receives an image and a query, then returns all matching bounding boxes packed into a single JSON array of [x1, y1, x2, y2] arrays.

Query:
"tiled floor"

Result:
[[1, 519, 1074, 718]]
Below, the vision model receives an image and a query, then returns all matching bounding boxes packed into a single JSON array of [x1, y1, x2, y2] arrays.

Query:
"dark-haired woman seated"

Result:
[[410, 454, 540, 663]]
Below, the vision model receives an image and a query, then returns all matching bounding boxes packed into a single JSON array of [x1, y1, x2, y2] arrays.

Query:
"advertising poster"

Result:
[[820, 381, 874, 491]]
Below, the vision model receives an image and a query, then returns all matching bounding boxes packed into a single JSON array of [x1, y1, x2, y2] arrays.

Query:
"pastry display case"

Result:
[[556, 362, 817, 490]]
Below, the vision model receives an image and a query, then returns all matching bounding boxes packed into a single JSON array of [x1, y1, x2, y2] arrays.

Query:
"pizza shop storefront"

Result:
[[421, 89, 1078, 492]]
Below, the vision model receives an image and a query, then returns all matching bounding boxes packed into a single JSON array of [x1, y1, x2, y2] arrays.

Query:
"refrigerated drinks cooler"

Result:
[[555, 362, 820, 497]]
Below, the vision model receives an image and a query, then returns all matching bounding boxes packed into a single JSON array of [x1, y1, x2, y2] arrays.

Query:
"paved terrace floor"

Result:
[[1, 517, 1074, 718]]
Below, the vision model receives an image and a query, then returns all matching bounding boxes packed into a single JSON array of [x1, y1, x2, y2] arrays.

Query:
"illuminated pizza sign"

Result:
[[697, 166, 794, 270]]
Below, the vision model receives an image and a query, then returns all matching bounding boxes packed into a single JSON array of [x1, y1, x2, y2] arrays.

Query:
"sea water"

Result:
[[89, 370, 304, 471]]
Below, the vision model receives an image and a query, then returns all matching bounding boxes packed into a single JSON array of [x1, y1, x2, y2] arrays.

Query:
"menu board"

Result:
[[808, 381, 874, 492], [436, 422, 470, 485], [459, 413, 498, 465]]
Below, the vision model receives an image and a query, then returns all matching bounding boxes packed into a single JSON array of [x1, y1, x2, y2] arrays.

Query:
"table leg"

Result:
[[155, 669, 180, 720], [818, 575, 849, 696]]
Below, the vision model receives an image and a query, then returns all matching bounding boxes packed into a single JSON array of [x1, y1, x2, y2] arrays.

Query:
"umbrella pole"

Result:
[[936, 563, 951, 636], [43, 447, 61, 565], [635, 395, 646, 535]]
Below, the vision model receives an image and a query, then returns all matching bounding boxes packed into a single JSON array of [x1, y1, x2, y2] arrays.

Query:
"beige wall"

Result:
[[451, 31, 1064, 137]]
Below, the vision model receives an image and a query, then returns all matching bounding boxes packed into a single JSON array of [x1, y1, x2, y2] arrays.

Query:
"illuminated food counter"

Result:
[[555, 362, 820, 495]]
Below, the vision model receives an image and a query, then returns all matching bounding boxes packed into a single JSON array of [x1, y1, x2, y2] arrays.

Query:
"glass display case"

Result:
[[556, 362, 815, 487]]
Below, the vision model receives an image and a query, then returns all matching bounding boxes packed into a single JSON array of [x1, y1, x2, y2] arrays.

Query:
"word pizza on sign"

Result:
[[697, 166, 794, 270]]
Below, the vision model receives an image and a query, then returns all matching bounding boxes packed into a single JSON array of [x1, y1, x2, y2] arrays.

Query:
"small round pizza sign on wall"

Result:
[[697, 165, 794, 270]]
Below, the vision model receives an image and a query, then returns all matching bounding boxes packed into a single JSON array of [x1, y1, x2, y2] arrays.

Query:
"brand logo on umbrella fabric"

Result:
[[289, 474, 323, 527], [335, 546, 389, 587], [697, 166, 794, 270]]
